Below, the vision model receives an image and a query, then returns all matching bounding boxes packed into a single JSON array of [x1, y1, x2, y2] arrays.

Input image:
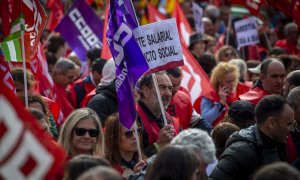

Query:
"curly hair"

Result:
[[210, 62, 239, 90]]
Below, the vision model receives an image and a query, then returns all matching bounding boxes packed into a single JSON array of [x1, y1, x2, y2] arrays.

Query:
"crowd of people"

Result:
[[3, 0, 300, 179]]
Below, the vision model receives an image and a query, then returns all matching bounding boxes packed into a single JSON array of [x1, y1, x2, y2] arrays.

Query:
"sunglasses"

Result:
[[124, 128, 142, 139], [224, 52, 234, 57], [74, 127, 99, 137]]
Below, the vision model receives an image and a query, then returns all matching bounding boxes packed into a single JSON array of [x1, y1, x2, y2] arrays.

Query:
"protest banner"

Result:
[[172, 1, 193, 46], [107, 0, 149, 130], [192, 2, 204, 33], [56, 0, 103, 61], [0, 85, 66, 180], [0, 56, 15, 94], [133, 18, 183, 74], [234, 17, 259, 49]]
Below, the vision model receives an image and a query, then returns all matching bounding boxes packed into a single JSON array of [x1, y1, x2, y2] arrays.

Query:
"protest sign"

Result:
[[133, 18, 183, 74], [193, 2, 204, 33], [56, 0, 103, 61], [234, 17, 259, 49]]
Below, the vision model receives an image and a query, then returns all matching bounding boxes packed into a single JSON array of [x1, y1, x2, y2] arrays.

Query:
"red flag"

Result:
[[172, 1, 193, 47], [5, 0, 47, 61], [147, 3, 166, 23], [0, 0, 13, 37], [181, 44, 214, 105], [268, 0, 294, 18], [101, 3, 112, 59], [0, 85, 66, 179], [0, 55, 15, 93], [231, 0, 266, 16], [294, 0, 300, 28], [46, 0, 64, 31], [32, 43, 55, 99]]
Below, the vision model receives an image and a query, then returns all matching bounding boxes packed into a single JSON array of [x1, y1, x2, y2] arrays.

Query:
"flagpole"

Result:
[[129, 0, 168, 126], [226, 14, 231, 45], [134, 122, 143, 160], [20, 16, 28, 108]]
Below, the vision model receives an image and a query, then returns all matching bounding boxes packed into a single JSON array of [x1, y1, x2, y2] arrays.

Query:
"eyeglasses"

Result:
[[224, 52, 234, 57], [123, 128, 142, 139], [74, 127, 99, 137]]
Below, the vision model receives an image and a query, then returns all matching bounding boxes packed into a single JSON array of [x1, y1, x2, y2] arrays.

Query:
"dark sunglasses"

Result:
[[74, 127, 99, 137], [124, 128, 142, 139]]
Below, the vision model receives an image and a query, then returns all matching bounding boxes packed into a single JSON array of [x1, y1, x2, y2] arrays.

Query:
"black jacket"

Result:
[[87, 81, 118, 125], [209, 125, 286, 180]]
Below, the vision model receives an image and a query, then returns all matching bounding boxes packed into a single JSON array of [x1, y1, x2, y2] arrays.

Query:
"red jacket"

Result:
[[239, 87, 269, 105], [167, 90, 193, 129], [54, 83, 74, 124], [137, 103, 179, 146]]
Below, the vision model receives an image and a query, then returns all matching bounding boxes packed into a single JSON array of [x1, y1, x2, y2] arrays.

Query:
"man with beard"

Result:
[[210, 95, 294, 180], [239, 58, 285, 105], [137, 71, 179, 157]]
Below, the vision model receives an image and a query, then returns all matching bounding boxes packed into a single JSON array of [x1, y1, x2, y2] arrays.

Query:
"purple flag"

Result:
[[107, 0, 149, 129], [55, 0, 103, 61]]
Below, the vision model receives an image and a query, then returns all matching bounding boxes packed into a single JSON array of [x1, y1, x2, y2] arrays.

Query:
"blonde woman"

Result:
[[195, 62, 239, 127], [58, 108, 104, 157]]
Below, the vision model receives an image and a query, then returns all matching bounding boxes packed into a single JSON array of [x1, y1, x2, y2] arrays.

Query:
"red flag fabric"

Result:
[[0, 0, 13, 37], [0, 85, 66, 179], [46, 0, 64, 31], [147, 4, 166, 23], [9, 0, 48, 61], [0, 55, 15, 93], [180, 44, 215, 105], [231, 0, 265, 16], [32, 43, 55, 99], [268, 0, 294, 18], [294, 0, 300, 28], [172, 1, 193, 47], [101, 2, 112, 59]]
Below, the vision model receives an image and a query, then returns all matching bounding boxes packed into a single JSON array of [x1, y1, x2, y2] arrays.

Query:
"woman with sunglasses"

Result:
[[105, 113, 146, 179], [215, 45, 239, 63], [58, 108, 104, 157]]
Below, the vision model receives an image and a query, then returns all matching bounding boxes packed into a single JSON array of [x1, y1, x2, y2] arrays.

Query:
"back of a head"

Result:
[[229, 59, 247, 81], [198, 53, 217, 76], [47, 34, 65, 54], [99, 58, 116, 86], [87, 48, 101, 63], [287, 86, 300, 108], [91, 58, 107, 75], [286, 70, 300, 87], [166, 67, 181, 78], [255, 95, 288, 125], [171, 128, 216, 164], [253, 162, 300, 180], [64, 155, 111, 180], [145, 145, 201, 180], [78, 166, 122, 180], [227, 100, 255, 129], [211, 122, 239, 159], [267, 47, 286, 58]]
